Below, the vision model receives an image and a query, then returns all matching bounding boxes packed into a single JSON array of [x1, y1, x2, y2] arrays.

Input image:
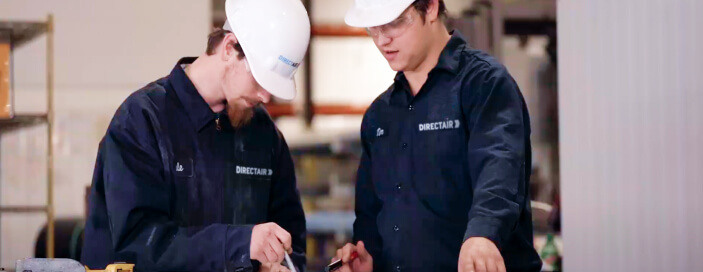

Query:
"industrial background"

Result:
[[0, 0, 701, 271]]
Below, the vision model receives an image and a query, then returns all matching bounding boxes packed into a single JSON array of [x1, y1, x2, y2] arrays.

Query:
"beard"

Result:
[[226, 100, 255, 129]]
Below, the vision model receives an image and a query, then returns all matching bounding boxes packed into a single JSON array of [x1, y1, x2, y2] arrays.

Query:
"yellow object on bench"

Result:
[[86, 263, 134, 272]]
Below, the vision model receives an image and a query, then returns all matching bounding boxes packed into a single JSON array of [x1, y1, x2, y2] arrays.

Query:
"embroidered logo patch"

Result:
[[236, 165, 273, 176], [418, 119, 461, 132]]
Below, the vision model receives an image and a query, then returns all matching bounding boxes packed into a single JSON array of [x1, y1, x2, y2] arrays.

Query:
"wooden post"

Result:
[[46, 13, 55, 259]]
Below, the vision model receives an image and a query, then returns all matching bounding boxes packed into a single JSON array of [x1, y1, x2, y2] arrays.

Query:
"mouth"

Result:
[[383, 49, 399, 60]]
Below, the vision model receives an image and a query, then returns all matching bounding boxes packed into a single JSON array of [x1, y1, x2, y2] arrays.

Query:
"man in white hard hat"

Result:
[[82, 0, 310, 271], [333, 0, 542, 271]]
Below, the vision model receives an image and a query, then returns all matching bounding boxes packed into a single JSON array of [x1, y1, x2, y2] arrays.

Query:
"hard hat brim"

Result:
[[249, 57, 297, 101], [240, 41, 296, 101], [344, 0, 415, 28]]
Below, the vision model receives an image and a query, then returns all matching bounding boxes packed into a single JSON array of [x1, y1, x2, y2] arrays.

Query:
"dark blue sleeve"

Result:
[[352, 118, 384, 271], [462, 67, 529, 249], [267, 130, 307, 271], [102, 105, 254, 272]]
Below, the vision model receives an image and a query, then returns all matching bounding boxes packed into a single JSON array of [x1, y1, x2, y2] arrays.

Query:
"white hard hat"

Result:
[[345, 0, 416, 28], [224, 0, 311, 100]]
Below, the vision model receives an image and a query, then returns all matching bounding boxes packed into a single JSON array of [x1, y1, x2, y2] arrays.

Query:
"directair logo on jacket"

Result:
[[418, 119, 461, 132], [236, 165, 273, 176]]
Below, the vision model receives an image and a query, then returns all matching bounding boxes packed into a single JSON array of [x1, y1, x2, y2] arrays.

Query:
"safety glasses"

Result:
[[366, 7, 415, 39]]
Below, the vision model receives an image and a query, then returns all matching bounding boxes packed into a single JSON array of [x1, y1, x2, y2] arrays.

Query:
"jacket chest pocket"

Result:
[[224, 148, 273, 225], [367, 123, 399, 196], [172, 156, 197, 225]]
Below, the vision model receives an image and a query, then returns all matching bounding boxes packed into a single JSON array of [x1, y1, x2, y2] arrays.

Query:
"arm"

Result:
[[266, 130, 307, 271], [352, 122, 384, 271], [462, 67, 529, 248]]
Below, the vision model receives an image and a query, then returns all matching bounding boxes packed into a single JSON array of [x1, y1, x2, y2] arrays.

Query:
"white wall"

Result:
[[0, 0, 210, 267], [559, 0, 703, 271]]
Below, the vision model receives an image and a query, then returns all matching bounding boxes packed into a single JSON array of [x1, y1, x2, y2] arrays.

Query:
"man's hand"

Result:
[[332, 241, 373, 272], [250, 223, 293, 264], [458, 237, 506, 272], [259, 262, 291, 272]]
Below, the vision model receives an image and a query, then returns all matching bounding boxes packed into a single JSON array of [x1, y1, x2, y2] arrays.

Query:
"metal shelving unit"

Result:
[[0, 15, 55, 259]]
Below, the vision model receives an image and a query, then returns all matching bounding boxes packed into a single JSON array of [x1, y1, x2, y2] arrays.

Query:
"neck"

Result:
[[185, 55, 226, 113], [405, 28, 451, 96]]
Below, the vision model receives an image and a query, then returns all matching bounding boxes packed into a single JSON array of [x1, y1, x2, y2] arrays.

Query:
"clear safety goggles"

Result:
[[366, 7, 415, 39]]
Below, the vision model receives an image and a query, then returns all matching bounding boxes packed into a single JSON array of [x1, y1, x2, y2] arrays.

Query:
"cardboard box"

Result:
[[0, 42, 10, 119]]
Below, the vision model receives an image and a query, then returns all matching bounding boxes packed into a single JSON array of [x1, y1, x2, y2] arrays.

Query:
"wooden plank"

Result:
[[264, 103, 368, 117], [312, 24, 367, 37], [0, 42, 10, 119], [0, 205, 48, 213], [264, 103, 296, 117], [314, 104, 367, 115], [0, 114, 48, 134]]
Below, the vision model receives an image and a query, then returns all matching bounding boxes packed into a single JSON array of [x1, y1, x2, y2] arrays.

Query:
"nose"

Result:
[[375, 34, 392, 47], [258, 89, 271, 104]]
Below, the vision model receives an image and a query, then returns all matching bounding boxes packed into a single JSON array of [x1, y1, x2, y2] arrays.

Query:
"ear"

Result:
[[427, 0, 440, 23], [220, 33, 239, 62]]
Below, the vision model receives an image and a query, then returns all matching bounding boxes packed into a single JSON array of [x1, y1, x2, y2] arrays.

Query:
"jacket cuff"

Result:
[[225, 225, 255, 272], [464, 217, 505, 249]]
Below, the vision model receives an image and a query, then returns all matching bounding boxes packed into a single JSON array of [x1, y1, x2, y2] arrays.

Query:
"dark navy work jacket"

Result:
[[82, 58, 306, 272], [353, 31, 542, 272]]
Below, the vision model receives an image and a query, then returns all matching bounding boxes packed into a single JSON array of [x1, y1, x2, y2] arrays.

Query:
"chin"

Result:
[[225, 101, 255, 128], [388, 62, 406, 72]]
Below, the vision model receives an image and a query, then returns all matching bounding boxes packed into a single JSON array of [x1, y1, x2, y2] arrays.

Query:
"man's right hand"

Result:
[[332, 241, 373, 272], [250, 223, 293, 264]]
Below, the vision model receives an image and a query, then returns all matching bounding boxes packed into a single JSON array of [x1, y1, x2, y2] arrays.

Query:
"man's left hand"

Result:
[[458, 237, 506, 272]]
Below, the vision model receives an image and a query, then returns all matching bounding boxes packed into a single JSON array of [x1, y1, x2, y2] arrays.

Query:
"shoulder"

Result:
[[457, 48, 520, 103], [109, 78, 169, 133], [460, 48, 514, 85]]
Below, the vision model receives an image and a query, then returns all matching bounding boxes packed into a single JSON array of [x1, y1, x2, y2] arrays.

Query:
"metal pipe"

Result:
[[302, 0, 313, 127]]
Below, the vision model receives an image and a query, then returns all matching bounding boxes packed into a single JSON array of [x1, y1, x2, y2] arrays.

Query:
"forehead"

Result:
[[395, 6, 415, 20]]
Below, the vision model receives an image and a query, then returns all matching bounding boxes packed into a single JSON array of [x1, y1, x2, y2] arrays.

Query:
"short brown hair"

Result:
[[412, 0, 447, 23], [206, 28, 245, 59]]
